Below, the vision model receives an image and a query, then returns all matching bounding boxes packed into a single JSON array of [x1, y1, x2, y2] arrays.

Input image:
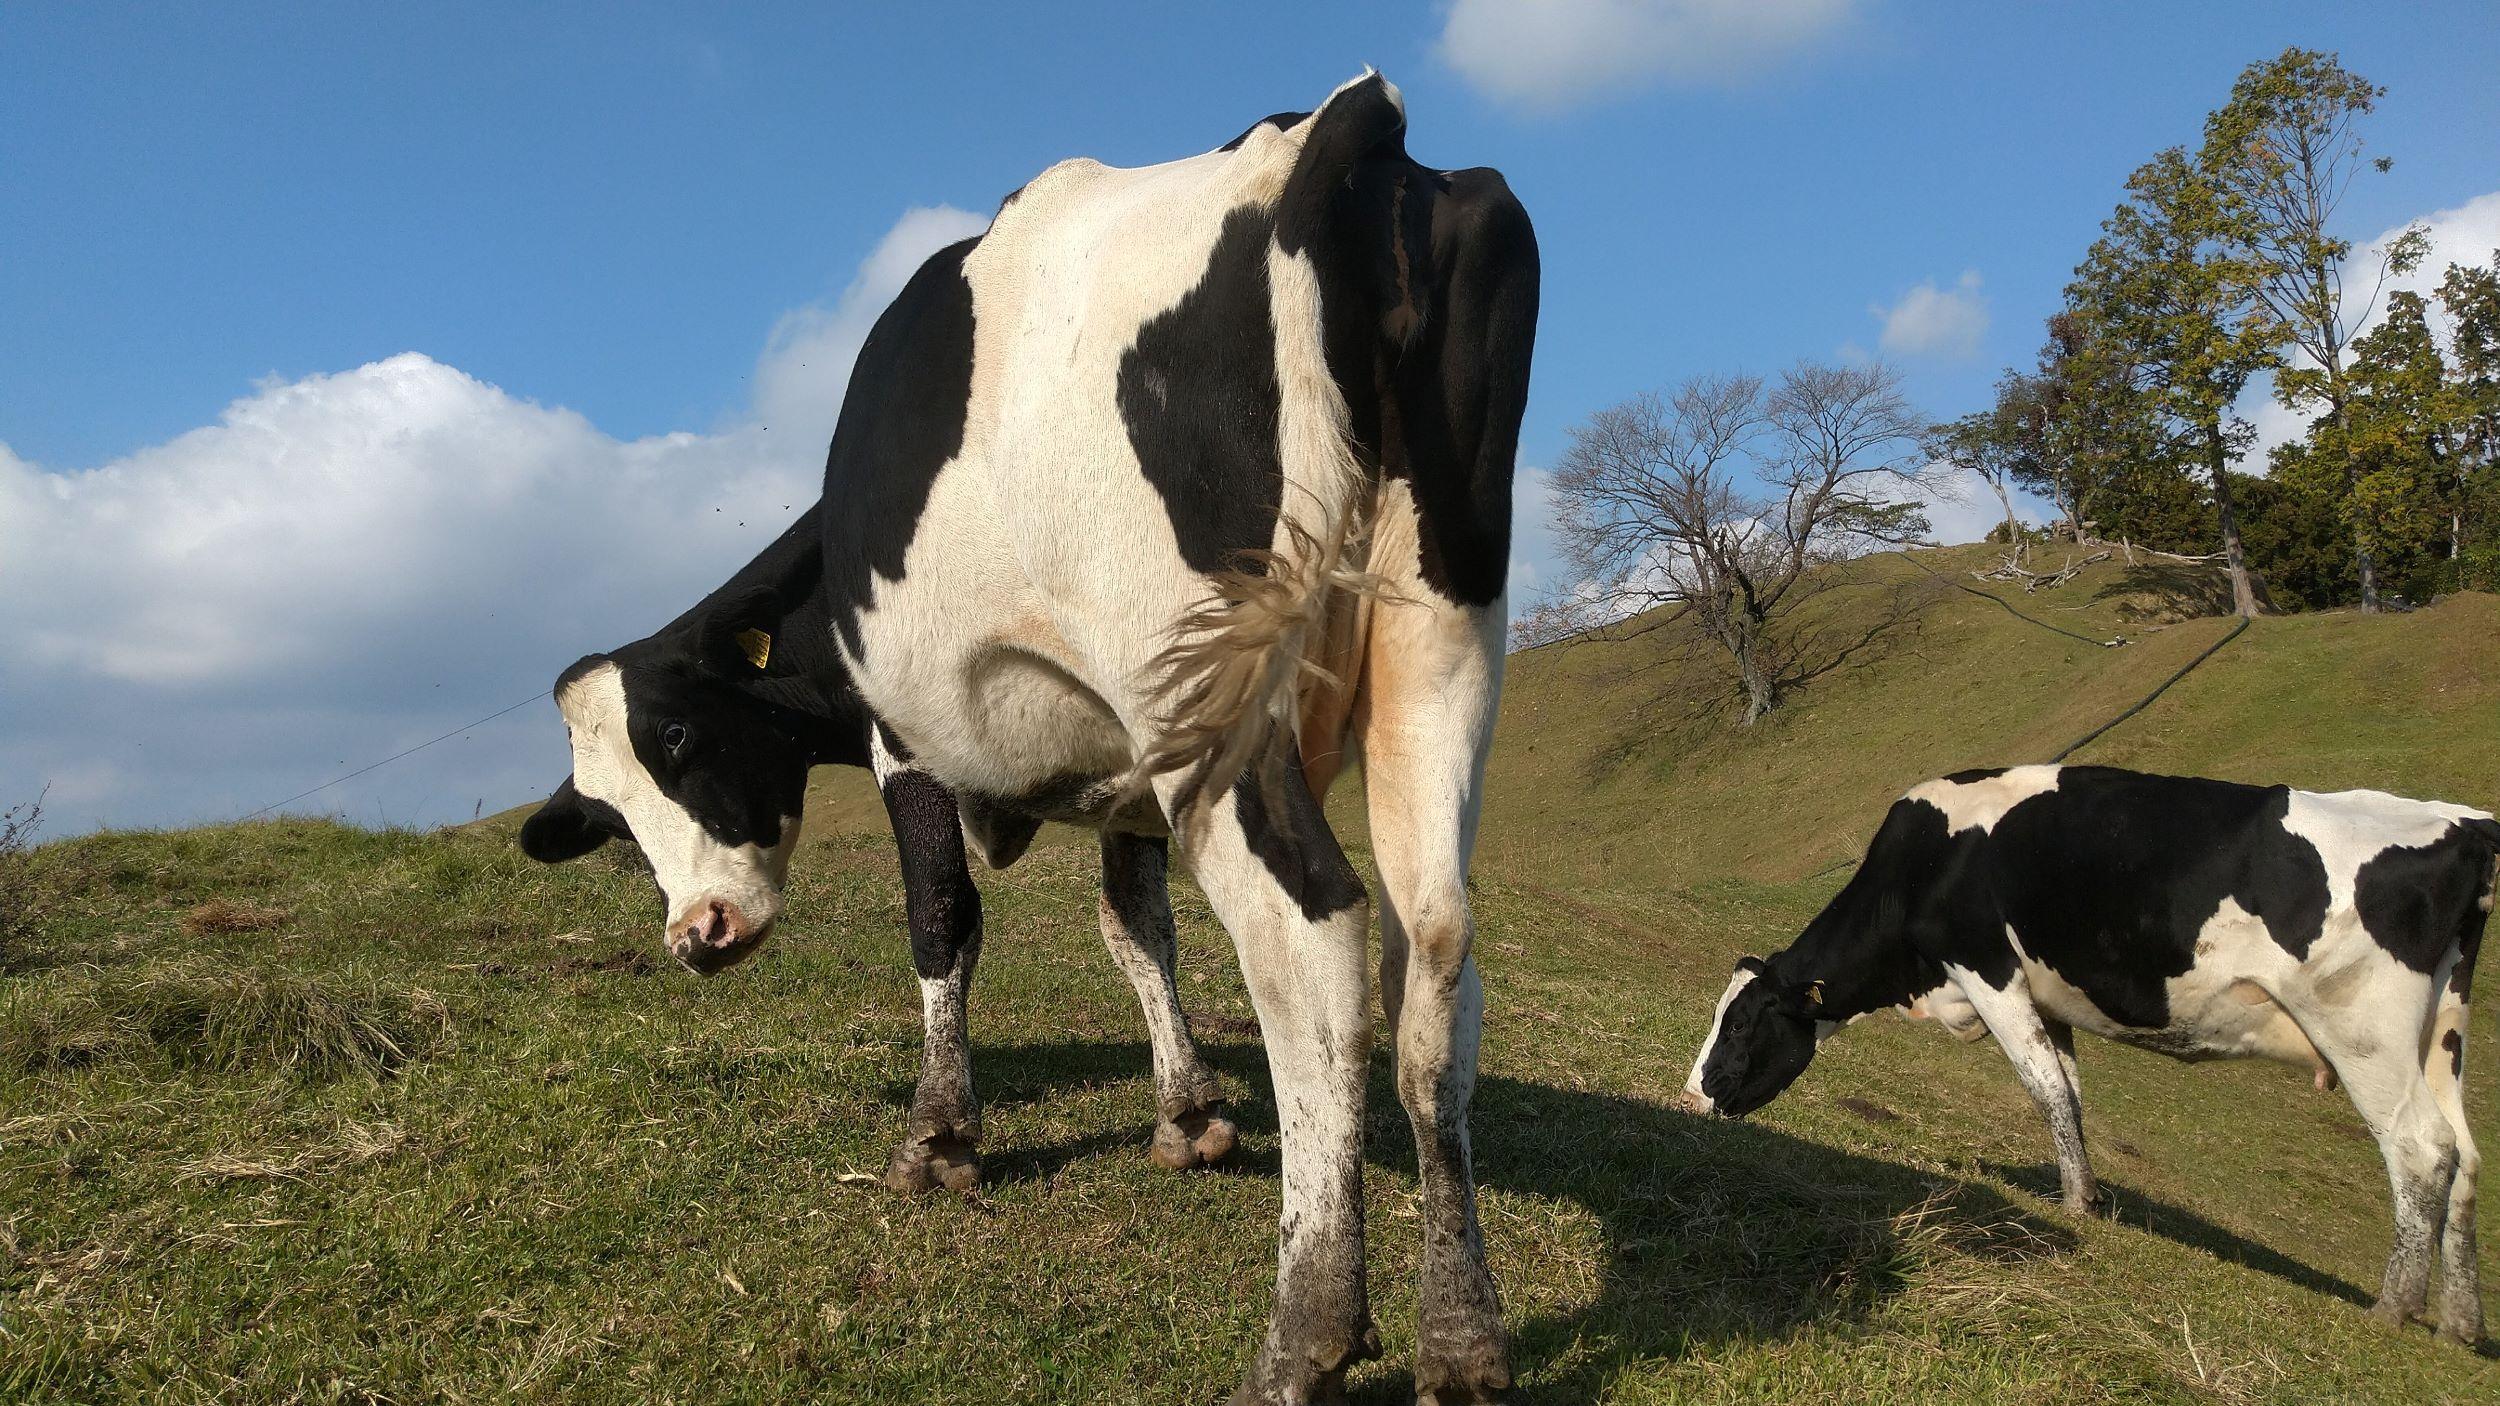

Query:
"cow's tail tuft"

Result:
[[1131, 496, 1379, 821], [1124, 75, 1405, 823]]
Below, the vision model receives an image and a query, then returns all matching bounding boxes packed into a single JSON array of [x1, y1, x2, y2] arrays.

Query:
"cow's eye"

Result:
[[661, 722, 690, 753]]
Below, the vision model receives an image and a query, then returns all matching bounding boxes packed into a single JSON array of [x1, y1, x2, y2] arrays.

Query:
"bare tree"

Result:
[[1520, 362, 1941, 724]]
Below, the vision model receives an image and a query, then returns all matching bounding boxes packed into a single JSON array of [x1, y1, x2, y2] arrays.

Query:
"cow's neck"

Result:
[[667, 503, 871, 766], [1770, 874, 1938, 1021]]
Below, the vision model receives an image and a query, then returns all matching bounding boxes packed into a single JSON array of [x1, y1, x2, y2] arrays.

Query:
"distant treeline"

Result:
[[1931, 48, 2499, 614]]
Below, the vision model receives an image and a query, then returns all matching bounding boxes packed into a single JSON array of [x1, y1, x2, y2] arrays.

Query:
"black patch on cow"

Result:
[[1942, 766, 2008, 785], [1118, 207, 1285, 575], [1217, 110, 1307, 152], [2353, 821, 2495, 975], [819, 238, 980, 656], [1278, 78, 1538, 608], [2445, 1028, 2466, 1078], [605, 658, 815, 852], [1232, 766, 1364, 923], [875, 737, 983, 984], [1979, 771, 2331, 1027]]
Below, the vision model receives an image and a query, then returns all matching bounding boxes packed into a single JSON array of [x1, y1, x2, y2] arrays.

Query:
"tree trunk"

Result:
[[2357, 545, 2381, 612], [2207, 427, 2260, 619], [1739, 662, 1776, 725], [1992, 480, 2021, 559], [1728, 615, 1777, 725]]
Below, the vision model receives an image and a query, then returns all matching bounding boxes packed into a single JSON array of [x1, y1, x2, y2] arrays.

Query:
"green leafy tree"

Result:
[[2200, 46, 2427, 610], [2069, 148, 2280, 616], [2437, 253, 2500, 588], [1926, 372, 2050, 553], [2037, 307, 2211, 550], [2331, 292, 2454, 599]]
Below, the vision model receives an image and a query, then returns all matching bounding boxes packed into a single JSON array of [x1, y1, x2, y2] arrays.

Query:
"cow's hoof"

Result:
[[1227, 1325, 1379, 1406], [884, 1131, 981, 1196], [1150, 1101, 1239, 1170], [1416, 1320, 1512, 1403], [2367, 1296, 2426, 1330], [1415, 1351, 1512, 1403], [1227, 1365, 1348, 1406]]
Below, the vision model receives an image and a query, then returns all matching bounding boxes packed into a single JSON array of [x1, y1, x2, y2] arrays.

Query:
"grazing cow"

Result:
[[520, 72, 1539, 1402], [517, 503, 1241, 1188], [1681, 765, 2493, 1344]]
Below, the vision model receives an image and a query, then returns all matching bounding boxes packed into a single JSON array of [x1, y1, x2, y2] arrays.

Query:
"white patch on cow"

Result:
[[1904, 764, 2061, 835], [2282, 787, 2491, 912], [841, 79, 1371, 812], [556, 663, 799, 936], [1903, 980, 1989, 1042], [2147, 899, 2326, 1070], [1681, 965, 1760, 1112]]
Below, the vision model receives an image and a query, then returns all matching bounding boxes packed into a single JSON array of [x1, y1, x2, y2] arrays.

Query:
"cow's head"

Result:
[[1679, 956, 1829, 1117], [519, 598, 811, 974]]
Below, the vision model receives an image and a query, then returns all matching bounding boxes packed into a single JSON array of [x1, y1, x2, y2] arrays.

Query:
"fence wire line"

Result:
[[236, 691, 549, 823]]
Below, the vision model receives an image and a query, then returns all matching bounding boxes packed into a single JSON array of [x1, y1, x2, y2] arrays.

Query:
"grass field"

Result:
[[5, 551, 2497, 1402]]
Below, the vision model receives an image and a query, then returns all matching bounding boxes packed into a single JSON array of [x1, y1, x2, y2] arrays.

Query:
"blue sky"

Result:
[[4, 2, 2496, 831]]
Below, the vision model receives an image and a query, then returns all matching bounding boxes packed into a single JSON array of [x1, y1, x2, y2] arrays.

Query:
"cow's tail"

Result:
[[1128, 73, 1407, 820]]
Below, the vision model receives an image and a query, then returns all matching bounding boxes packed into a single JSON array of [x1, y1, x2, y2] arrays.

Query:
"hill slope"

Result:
[[7, 551, 2497, 1403]]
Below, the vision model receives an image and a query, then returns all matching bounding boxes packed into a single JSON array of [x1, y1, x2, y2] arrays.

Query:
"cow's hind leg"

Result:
[[2428, 912, 2484, 1345], [1172, 749, 1376, 1406], [1362, 585, 1511, 1403], [1098, 831, 1238, 1169], [1949, 967, 2100, 1214], [873, 727, 984, 1195], [2304, 978, 2461, 1330]]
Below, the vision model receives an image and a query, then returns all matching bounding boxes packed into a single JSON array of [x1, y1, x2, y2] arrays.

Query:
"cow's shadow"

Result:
[[910, 1037, 2354, 1400], [1985, 1158, 2369, 1306]]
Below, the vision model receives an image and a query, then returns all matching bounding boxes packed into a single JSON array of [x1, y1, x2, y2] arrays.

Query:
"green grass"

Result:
[[6, 552, 2497, 1402]]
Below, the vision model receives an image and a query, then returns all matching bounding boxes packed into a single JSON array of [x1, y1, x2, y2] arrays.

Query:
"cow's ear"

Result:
[[520, 778, 609, 863], [1735, 954, 1767, 976], [693, 585, 781, 679], [1776, 978, 1828, 1019]]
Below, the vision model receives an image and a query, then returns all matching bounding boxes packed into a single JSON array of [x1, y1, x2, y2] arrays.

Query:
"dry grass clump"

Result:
[[177, 898, 293, 937], [180, 1119, 409, 1182], [0, 963, 448, 1078]]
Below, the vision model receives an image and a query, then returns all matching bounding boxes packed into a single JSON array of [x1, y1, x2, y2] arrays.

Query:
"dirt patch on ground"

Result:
[[179, 899, 292, 936], [551, 949, 660, 978], [1836, 1095, 1900, 1124]]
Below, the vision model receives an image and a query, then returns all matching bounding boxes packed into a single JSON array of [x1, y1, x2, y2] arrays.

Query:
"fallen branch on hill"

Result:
[[1969, 550, 2112, 593]]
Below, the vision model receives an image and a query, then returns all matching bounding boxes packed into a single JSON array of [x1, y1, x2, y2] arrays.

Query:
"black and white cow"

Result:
[[1681, 764, 2493, 1344], [517, 503, 1241, 1190], [520, 72, 1538, 1403]]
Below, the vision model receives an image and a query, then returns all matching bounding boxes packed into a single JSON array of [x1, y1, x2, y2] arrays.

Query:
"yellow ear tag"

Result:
[[733, 628, 772, 670]]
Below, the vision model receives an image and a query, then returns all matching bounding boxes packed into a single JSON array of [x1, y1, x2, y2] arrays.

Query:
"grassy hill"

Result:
[[5, 550, 2497, 1403]]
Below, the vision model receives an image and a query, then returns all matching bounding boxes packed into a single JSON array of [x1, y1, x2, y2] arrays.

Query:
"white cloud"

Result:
[[751, 204, 989, 454], [2238, 189, 2500, 469], [1437, 0, 1855, 109], [0, 205, 989, 833], [1915, 469, 2045, 547], [1873, 270, 1988, 360], [1507, 466, 1564, 595]]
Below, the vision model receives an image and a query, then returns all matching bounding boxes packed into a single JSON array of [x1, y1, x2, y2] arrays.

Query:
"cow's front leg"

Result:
[[1098, 831, 1238, 1169], [874, 726, 984, 1195], [1170, 750, 1377, 1405], [1362, 586, 1511, 1404], [1951, 968, 2099, 1214]]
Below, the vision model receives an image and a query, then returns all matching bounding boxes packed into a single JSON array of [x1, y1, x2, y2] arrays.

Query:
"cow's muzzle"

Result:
[[667, 898, 770, 975]]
